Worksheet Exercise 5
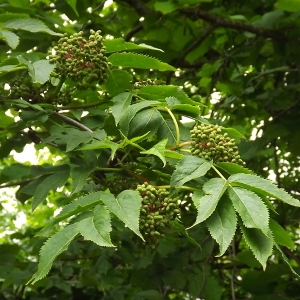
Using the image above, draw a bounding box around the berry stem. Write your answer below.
[155,185,197,191]
[168,141,192,150]
[165,107,180,146]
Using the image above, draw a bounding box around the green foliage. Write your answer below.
[1,0,300,299]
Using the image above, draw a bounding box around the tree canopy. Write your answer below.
[1,0,300,299]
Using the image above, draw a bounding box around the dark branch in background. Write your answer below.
[0,177,38,189]
[118,0,150,15]
[124,23,143,41]
[175,25,216,67]
[180,7,285,40]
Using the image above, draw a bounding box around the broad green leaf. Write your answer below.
[228,186,269,235]
[6,99,44,111]
[32,171,69,211]
[110,92,133,125]
[66,0,78,15]
[134,290,163,300]
[2,18,62,35]
[141,139,168,166]
[154,1,178,14]
[70,164,94,194]
[29,223,79,284]
[164,149,184,160]
[128,108,163,139]
[138,85,199,105]
[216,162,253,175]
[101,190,144,241]
[229,173,300,207]
[105,69,133,96]
[170,156,212,189]
[77,205,114,247]
[171,220,201,248]
[77,140,118,159]
[241,225,273,270]
[169,104,201,117]
[30,60,55,84]
[222,127,245,140]
[119,101,160,135]
[66,129,93,152]
[276,0,300,12]
[269,219,295,250]
[54,192,111,225]
[104,38,164,53]
[190,178,227,227]
[0,13,29,23]
[206,196,237,256]
[108,52,176,71]
[0,30,19,49]
[158,118,190,146]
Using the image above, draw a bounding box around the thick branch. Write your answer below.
[180,8,285,40]
[124,23,143,41]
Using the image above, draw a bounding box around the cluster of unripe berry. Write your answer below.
[48,30,110,89]
[190,123,243,164]
[137,182,180,243]
[8,75,41,103]
[96,174,138,196]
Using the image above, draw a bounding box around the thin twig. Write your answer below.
[52,112,93,133]
[0,177,38,189]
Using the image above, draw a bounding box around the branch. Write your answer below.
[52,112,93,133]
[175,25,216,67]
[180,8,285,40]
[124,23,144,42]
[117,0,150,15]
[0,177,38,189]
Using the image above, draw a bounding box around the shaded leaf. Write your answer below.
[119,101,160,136]
[269,219,295,250]
[241,225,273,270]
[216,162,253,175]
[70,164,94,194]
[105,69,133,96]
[32,171,69,211]
[228,186,269,235]
[128,108,163,139]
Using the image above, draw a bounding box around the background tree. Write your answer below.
[1,0,300,299]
